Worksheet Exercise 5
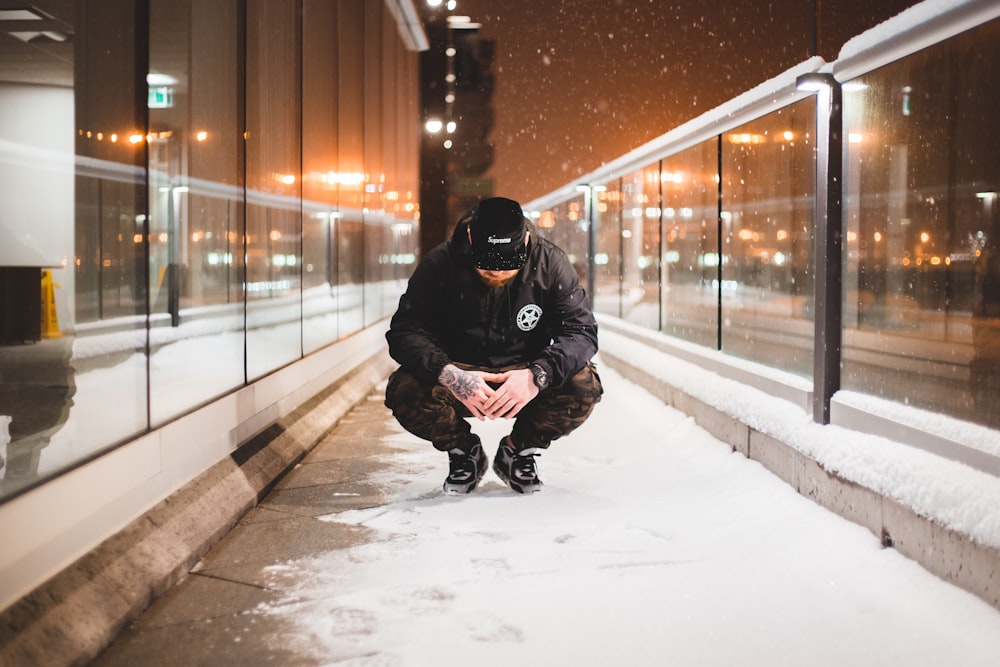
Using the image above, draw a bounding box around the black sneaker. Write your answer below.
[443,439,487,494]
[492,439,543,494]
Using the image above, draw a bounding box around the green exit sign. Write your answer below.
[148,86,174,109]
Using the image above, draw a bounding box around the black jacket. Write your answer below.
[386,220,598,388]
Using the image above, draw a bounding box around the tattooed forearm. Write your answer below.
[439,365,478,400]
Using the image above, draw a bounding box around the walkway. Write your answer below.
[90,365,1000,666]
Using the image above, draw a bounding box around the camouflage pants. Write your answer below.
[384,361,603,451]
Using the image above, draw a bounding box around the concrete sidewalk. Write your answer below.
[90,387,400,666]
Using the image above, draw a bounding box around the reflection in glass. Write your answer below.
[521,15,1000,440]
[63,3,148,460]
[0,1,148,495]
[534,196,589,288]
[619,166,662,330]
[662,141,721,348]
[593,180,621,317]
[362,1,383,329]
[338,0,367,339]
[843,19,1000,429]
[721,101,816,376]
[0,0,422,501]
[245,0,303,380]
[148,0,244,424]
[303,0,342,353]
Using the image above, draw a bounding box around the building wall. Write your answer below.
[0,0,425,613]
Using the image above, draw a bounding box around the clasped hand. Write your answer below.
[438,364,539,420]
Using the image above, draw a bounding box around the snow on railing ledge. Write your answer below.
[834,0,1000,82]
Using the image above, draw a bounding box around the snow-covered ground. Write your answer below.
[254,363,1000,666]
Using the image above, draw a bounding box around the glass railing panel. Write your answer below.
[593,179,621,317]
[525,193,590,296]
[720,100,816,377]
[842,17,1000,429]
[661,139,721,348]
[619,166,662,330]
[532,196,590,287]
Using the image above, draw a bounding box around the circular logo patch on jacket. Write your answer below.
[516,304,543,331]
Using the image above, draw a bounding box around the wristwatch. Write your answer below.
[530,363,549,390]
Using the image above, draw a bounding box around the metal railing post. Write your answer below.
[797,72,844,424]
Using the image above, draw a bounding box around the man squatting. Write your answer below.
[384,196,603,494]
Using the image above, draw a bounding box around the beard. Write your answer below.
[477,273,517,288]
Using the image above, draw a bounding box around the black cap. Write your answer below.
[468,197,528,271]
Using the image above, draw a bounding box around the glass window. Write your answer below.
[0,0,422,502]
[721,101,816,376]
[842,19,1000,429]
[302,0,342,353]
[362,1,383,328]
[381,19,413,298]
[148,0,244,424]
[0,1,148,495]
[389,37,420,301]
[62,3,150,455]
[337,0,367,339]
[245,0,303,380]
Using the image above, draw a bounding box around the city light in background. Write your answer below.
[454,0,921,203]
